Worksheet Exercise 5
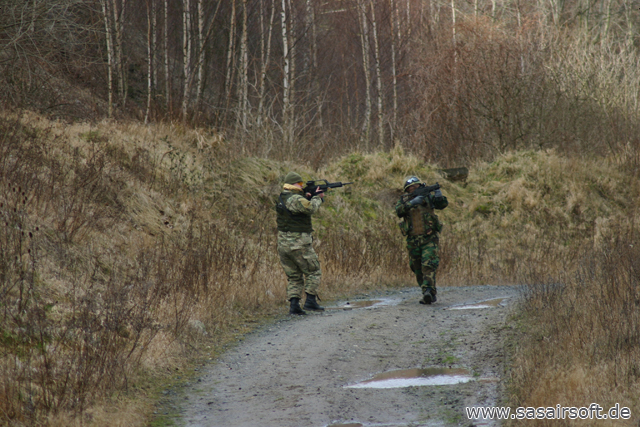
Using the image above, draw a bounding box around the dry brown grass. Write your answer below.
[1,113,639,426]
[506,229,640,426]
[0,113,415,426]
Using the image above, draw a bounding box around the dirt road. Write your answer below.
[175,285,521,427]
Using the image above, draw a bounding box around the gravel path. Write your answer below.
[175,285,522,427]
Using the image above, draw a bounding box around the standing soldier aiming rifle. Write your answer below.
[395,176,448,304]
[275,172,326,315]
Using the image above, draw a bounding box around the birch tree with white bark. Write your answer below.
[370,0,385,147]
[238,0,249,131]
[357,0,373,146]
[281,0,293,146]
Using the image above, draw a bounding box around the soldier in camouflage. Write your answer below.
[395,176,449,304]
[276,171,325,315]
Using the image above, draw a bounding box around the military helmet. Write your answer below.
[403,176,421,191]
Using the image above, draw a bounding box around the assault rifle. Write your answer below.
[303,180,353,200]
[408,182,441,200]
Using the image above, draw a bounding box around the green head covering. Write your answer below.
[284,172,303,185]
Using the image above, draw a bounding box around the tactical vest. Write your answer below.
[276,192,313,233]
[405,203,440,237]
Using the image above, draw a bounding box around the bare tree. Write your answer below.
[306,0,323,128]
[113,0,128,107]
[238,0,249,131]
[390,0,400,134]
[186,0,223,119]
[257,0,276,126]
[99,0,130,114]
[195,0,205,113]
[451,0,457,66]
[370,0,384,147]
[281,0,292,145]
[404,0,412,37]
[224,0,238,121]
[164,0,172,114]
[152,0,158,98]
[357,0,372,146]
[145,0,156,124]
[286,0,297,130]
[181,0,193,119]
[100,0,116,117]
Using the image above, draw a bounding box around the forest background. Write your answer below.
[1,0,640,425]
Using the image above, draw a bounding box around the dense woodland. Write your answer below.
[2,0,640,165]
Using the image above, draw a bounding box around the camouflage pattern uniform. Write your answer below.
[276,184,323,301]
[395,180,448,302]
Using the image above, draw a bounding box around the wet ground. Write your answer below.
[173,285,522,427]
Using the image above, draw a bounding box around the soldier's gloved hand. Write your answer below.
[434,189,443,200]
[409,195,425,206]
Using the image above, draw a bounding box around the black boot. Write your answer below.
[289,298,306,315]
[303,293,324,311]
[420,292,433,305]
[420,288,437,305]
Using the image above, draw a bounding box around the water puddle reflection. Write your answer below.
[447,297,508,310]
[328,299,394,310]
[345,368,473,389]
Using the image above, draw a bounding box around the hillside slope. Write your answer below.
[1,113,639,426]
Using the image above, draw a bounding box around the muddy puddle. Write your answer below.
[345,367,474,389]
[446,297,509,310]
[328,298,395,310]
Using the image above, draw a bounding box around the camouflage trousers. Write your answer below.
[406,234,439,296]
[277,231,321,300]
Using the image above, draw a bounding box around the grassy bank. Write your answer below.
[506,239,640,426]
[1,113,639,426]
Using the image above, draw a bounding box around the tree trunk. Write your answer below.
[370,0,384,148]
[145,0,155,124]
[390,0,399,138]
[195,0,205,114]
[405,0,411,38]
[152,0,158,99]
[281,0,292,146]
[224,0,237,124]
[181,0,192,120]
[164,0,171,115]
[100,0,115,118]
[238,0,249,131]
[307,0,323,128]
[357,0,372,147]
[113,0,127,107]
[188,0,223,119]
[257,0,276,126]
[430,0,438,25]
[286,0,296,124]
[516,0,524,74]
[451,0,457,65]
